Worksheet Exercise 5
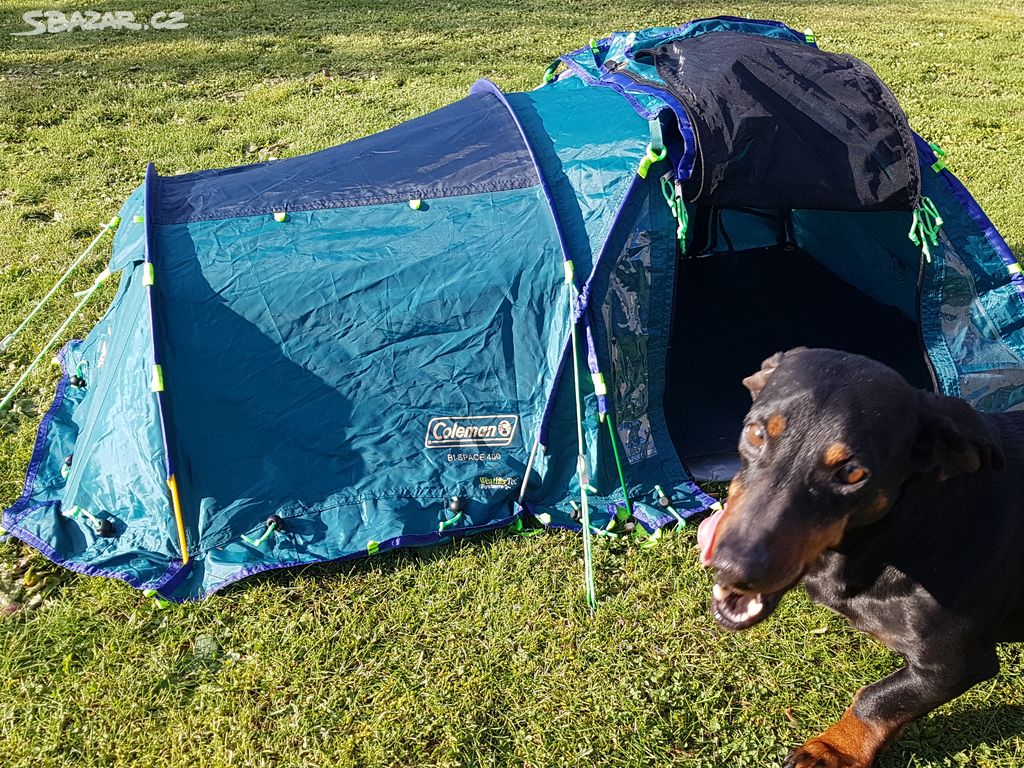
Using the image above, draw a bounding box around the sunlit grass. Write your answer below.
[1,2,1022,766]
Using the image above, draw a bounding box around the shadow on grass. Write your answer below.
[878,704,1024,766]
[219,523,523,595]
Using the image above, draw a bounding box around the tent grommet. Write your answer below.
[95,517,116,538]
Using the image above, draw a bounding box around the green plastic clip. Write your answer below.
[563,260,575,285]
[637,143,668,179]
[1008,263,1022,276]
[908,196,944,263]
[143,589,171,610]
[367,540,380,555]
[591,372,608,397]
[804,28,816,44]
[408,198,423,210]
[542,59,561,85]
[241,519,278,548]
[589,37,600,56]
[510,518,544,537]
[438,509,463,533]
[929,142,947,173]
[142,263,155,287]
[150,365,165,393]
[133,214,144,224]
[638,526,663,549]
[655,484,685,527]
[606,503,629,532]
[660,176,689,249]
[273,211,287,223]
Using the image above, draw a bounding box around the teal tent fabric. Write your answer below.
[4,18,1020,601]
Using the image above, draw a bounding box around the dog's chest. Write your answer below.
[804,554,925,656]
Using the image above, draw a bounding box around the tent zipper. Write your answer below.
[915,251,941,394]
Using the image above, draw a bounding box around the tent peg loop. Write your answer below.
[654,484,685,527]
[439,496,465,532]
[61,504,115,537]
[241,515,281,549]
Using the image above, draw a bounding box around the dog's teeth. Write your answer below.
[713,584,725,601]
[745,596,764,618]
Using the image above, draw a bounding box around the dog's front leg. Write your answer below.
[782,646,999,768]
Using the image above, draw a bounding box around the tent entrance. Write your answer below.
[663,223,933,480]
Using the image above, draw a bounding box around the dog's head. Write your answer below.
[697,347,1004,631]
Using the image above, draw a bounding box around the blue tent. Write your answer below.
[4,17,1021,602]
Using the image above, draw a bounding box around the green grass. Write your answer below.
[2,2,1023,766]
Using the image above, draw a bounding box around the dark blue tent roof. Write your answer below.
[154,91,539,224]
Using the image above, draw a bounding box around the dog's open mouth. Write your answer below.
[711,583,785,630]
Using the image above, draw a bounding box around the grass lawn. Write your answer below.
[2,1,1023,766]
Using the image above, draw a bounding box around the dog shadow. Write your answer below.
[878,705,1024,765]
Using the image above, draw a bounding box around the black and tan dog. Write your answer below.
[697,347,1024,767]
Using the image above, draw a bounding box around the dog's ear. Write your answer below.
[742,349,805,401]
[911,392,1005,480]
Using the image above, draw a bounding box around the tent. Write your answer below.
[3,17,1021,602]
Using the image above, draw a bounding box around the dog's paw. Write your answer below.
[782,738,867,768]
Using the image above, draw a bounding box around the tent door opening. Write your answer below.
[662,206,935,481]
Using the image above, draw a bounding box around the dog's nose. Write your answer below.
[714,540,774,592]
[715,564,762,594]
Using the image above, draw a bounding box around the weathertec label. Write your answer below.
[478,476,520,491]
[425,415,519,449]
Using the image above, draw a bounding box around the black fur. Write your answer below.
[706,348,1024,767]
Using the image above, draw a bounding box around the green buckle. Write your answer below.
[929,142,947,173]
[542,59,561,85]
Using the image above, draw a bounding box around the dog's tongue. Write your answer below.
[697,505,726,566]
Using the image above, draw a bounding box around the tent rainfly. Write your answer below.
[3,17,1021,603]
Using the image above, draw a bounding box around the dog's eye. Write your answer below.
[836,463,868,485]
[744,423,766,449]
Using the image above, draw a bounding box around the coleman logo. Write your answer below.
[425,415,519,448]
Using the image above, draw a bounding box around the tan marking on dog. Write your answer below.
[788,518,847,577]
[786,690,907,768]
[871,492,892,516]
[823,442,852,467]
[714,482,743,543]
[767,413,787,438]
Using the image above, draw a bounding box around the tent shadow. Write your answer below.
[156,224,367,551]
[223,524,513,594]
